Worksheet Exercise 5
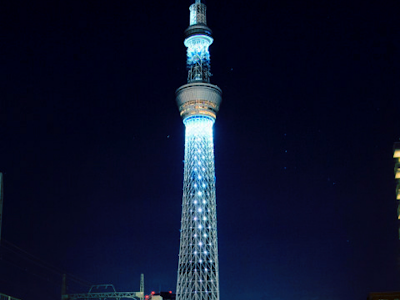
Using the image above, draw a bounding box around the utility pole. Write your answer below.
[140,273,144,300]
[61,274,67,300]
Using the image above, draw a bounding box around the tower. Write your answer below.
[175,1,222,300]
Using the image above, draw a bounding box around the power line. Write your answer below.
[0,239,93,287]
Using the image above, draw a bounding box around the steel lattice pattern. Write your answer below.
[186,38,211,83]
[177,116,219,300]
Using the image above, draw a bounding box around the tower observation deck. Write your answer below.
[175,1,222,300]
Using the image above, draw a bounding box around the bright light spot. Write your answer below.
[198,191,202,196]
[184,117,214,136]
[198,208,202,212]
[203,216,207,220]
[198,241,203,246]
[198,225,202,229]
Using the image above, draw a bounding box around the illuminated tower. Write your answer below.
[175,1,222,300]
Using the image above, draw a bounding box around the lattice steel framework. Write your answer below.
[0,293,21,300]
[177,117,219,300]
[63,284,142,300]
[176,2,222,300]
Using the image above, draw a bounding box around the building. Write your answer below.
[366,146,400,300]
[393,142,400,238]
[175,1,222,300]
[368,291,400,300]
[146,291,175,300]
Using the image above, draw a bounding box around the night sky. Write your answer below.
[1,0,400,299]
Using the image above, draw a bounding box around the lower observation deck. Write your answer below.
[176,82,222,121]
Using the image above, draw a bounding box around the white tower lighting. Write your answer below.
[175,1,222,300]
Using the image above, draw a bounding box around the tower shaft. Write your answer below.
[176,117,219,300]
[176,2,222,300]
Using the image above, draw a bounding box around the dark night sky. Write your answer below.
[1,0,400,299]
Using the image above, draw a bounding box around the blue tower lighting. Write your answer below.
[175,1,222,300]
